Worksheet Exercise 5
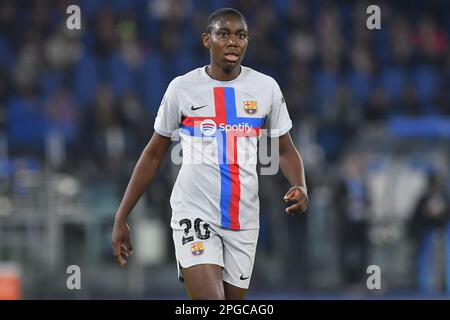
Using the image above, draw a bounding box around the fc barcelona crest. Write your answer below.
[191,242,204,256]
[243,101,258,115]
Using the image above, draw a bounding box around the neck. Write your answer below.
[206,62,241,81]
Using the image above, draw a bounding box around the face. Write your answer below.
[202,15,249,71]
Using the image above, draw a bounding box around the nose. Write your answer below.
[227,35,239,46]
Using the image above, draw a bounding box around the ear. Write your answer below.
[202,32,210,49]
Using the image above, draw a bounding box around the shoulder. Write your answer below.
[168,67,205,90]
[241,66,279,88]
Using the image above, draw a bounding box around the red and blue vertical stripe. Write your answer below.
[180,87,264,230]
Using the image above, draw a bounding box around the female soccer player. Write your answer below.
[112,8,308,300]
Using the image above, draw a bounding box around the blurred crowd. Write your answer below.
[0,0,449,163]
[0,0,450,297]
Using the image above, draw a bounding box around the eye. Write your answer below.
[218,32,228,38]
[237,33,247,40]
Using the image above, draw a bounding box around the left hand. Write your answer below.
[112,221,134,267]
[283,186,309,215]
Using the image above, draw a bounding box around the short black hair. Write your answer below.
[206,8,248,33]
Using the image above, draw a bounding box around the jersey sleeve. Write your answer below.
[154,79,181,137]
[265,80,293,137]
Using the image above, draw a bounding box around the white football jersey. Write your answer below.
[154,66,292,230]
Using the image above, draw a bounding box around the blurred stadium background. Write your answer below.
[0,0,449,299]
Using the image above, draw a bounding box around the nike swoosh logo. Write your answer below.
[191,105,207,111]
[240,275,250,280]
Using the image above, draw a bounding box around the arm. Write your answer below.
[278,132,309,215]
[112,132,172,267]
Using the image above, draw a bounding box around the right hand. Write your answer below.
[112,221,134,267]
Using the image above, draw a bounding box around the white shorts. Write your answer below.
[172,220,259,289]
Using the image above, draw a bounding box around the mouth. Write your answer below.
[224,52,240,62]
